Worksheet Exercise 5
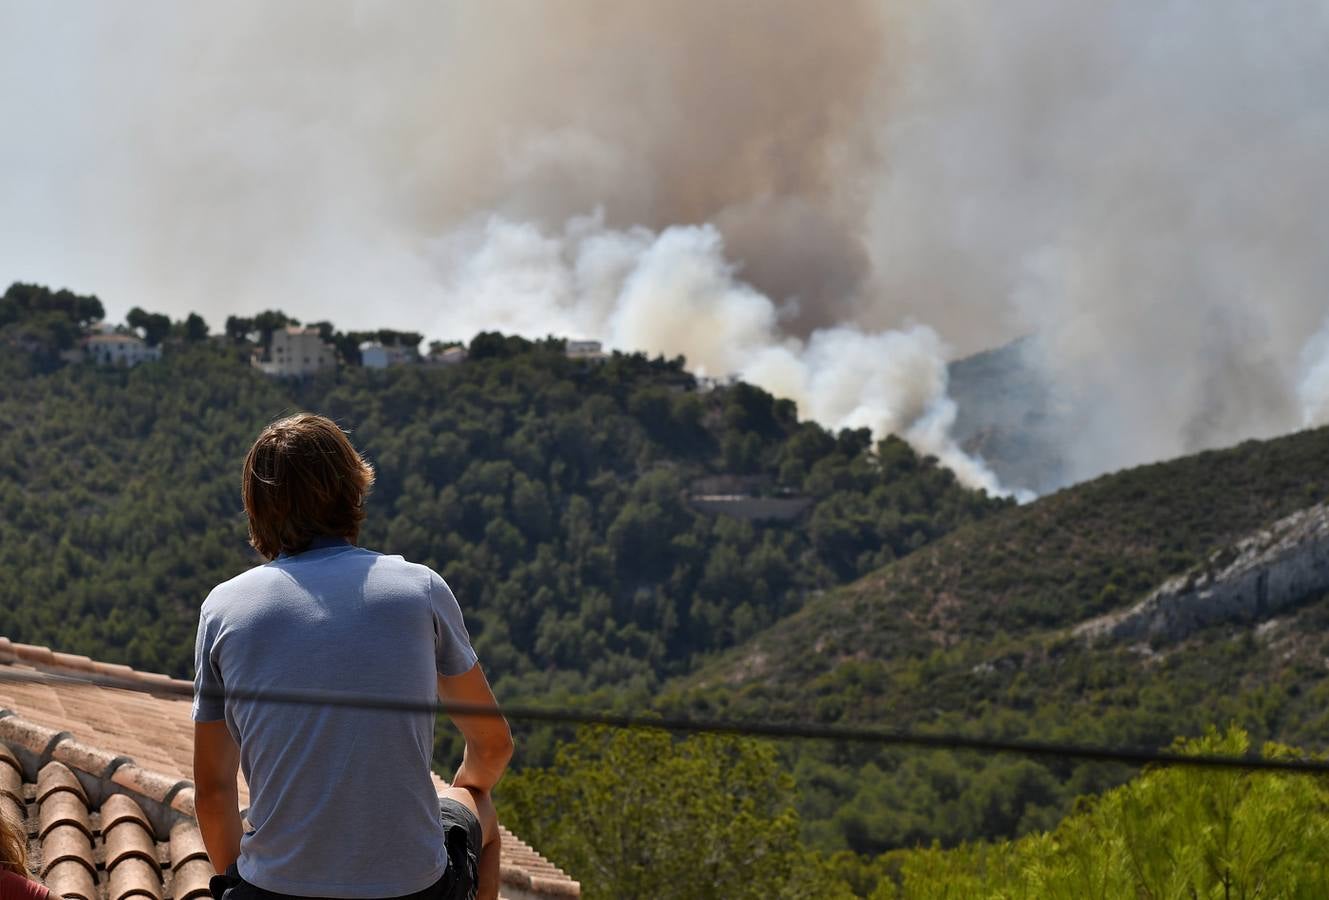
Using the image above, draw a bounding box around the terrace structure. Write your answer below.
[0,637,579,900]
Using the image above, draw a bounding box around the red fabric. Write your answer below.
[0,870,50,900]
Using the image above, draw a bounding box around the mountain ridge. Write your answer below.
[664,424,1329,852]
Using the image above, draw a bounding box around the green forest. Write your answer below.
[501,726,1329,898]
[666,421,1329,858]
[0,284,1000,691]
[8,282,1329,896]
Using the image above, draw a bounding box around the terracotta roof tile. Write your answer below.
[171,856,217,900]
[170,785,197,817]
[0,715,66,758]
[108,855,164,900]
[38,790,91,839]
[168,821,210,868]
[104,807,161,873]
[39,823,96,877]
[110,763,187,805]
[50,652,96,673]
[2,640,56,667]
[103,791,154,835]
[0,743,21,806]
[2,637,581,898]
[51,737,125,776]
[37,760,87,805]
[44,858,98,900]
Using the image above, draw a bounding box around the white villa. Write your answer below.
[255,326,336,377]
[82,333,162,368]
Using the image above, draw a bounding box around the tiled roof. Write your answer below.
[0,638,579,899]
[84,334,145,345]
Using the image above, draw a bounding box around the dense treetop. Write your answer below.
[665,422,1329,854]
[13,280,1329,884]
[0,282,105,370]
[0,315,1001,699]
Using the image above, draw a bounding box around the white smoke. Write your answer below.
[1299,318,1329,428]
[2,0,1328,495]
[431,213,1013,495]
[867,0,1329,484]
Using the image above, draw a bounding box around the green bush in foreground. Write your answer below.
[880,728,1329,899]
[506,727,1329,898]
[499,726,852,900]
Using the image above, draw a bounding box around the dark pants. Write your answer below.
[210,799,482,900]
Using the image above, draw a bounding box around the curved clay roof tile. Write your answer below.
[36,760,87,805]
[170,857,217,900]
[102,791,154,835]
[38,790,92,840]
[39,822,96,877]
[108,855,164,900]
[0,744,21,807]
[44,858,98,900]
[104,817,161,875]
[168,821,210,869]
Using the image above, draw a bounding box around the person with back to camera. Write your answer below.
[192,414,512,900]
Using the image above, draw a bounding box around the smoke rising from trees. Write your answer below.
[2,0,1326,492]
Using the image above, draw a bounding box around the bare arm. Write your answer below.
[438,663,513,793]
[193,721,243,873]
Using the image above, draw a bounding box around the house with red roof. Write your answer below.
[0,637,578,900]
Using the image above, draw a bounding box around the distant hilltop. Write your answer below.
[1,281,624,378]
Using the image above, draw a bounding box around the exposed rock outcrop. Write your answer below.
[1074,501,1329,645]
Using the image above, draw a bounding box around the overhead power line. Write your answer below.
[1,665,1326,775]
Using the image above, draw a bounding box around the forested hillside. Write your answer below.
[858,729,1329,898]
[16,280,1329,885]
[0,317,1001,701]
[669,424,1329,854]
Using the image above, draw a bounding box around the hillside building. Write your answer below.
[696,373,740,392]
[565,340,606,362]
[426,345,468,366]
[359,341,417,369]
[82,333,162,368]
[255,326,335,377]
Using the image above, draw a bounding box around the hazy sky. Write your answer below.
[4,1,1328,492]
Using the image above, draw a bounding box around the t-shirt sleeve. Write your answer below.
[429,572,479,677]
[0,870,53,900]
[192,606,227,722]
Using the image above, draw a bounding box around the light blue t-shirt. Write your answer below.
[192,539,478,898]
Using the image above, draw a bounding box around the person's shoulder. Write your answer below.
[370,551,439,580]
[363,550,446,591]
[0,870,52,900]
[201,560,284,613]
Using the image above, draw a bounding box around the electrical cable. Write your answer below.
[1,664,1325,775]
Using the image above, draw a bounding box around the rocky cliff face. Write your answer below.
[1074,501,1329,645]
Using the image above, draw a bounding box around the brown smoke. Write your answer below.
[388,2,885,329]
[72,1,884,331]
[6,0,1329,495]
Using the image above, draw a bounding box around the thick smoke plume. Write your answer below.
[433,212,1003,493]
[2,1,1327,494]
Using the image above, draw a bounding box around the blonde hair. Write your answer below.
[0,805,28,875]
